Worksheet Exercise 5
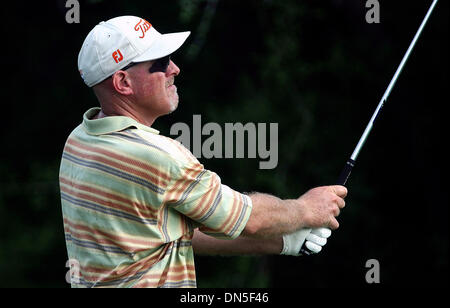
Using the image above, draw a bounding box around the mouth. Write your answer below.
[166,78,174,88]
[166,78,177,96]
[167,84,177,93]
[167,82,177,97]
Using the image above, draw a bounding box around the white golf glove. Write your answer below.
[280,227,332,256]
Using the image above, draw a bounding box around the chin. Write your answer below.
[168,97,179,113]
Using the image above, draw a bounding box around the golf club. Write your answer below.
[299,0,439,256]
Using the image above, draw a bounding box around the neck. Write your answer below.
[94,84,158,126]
[98,103,157,127]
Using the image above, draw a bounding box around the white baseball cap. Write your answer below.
[78,16,190,87]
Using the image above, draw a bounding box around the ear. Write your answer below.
[111,71,134,95]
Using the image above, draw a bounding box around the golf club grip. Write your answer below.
[299,159,355,255]
[336,158,355,186]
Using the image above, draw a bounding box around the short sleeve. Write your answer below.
[164,160,252,239]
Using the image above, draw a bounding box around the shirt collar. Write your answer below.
[82,107,160,136]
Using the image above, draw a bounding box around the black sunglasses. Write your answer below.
[122,55,171,73]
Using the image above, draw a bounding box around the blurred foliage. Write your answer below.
[0,0,448,288]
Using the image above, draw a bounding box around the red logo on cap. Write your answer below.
[134,19,152,38]
[112,49,124,63]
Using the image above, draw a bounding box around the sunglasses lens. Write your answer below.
[149,56,170,73]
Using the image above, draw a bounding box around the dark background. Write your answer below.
[0,0,447,287]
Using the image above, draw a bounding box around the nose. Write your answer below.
[166,60,180,77]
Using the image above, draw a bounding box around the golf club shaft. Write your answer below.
[337,0,438,185]
[300,0,439,255]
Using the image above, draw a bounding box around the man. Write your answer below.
[60,16,347,288]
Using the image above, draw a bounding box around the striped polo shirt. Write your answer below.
[59,107,252,288]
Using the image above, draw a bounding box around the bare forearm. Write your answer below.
[192,229,282,256]
[192,186,348,255]
[242,193,304,238]
[243,186,348,238]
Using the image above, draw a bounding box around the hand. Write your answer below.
[295,185,347,230]
[281,227,332,256]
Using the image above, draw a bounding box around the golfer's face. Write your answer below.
[131,59,180,115]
